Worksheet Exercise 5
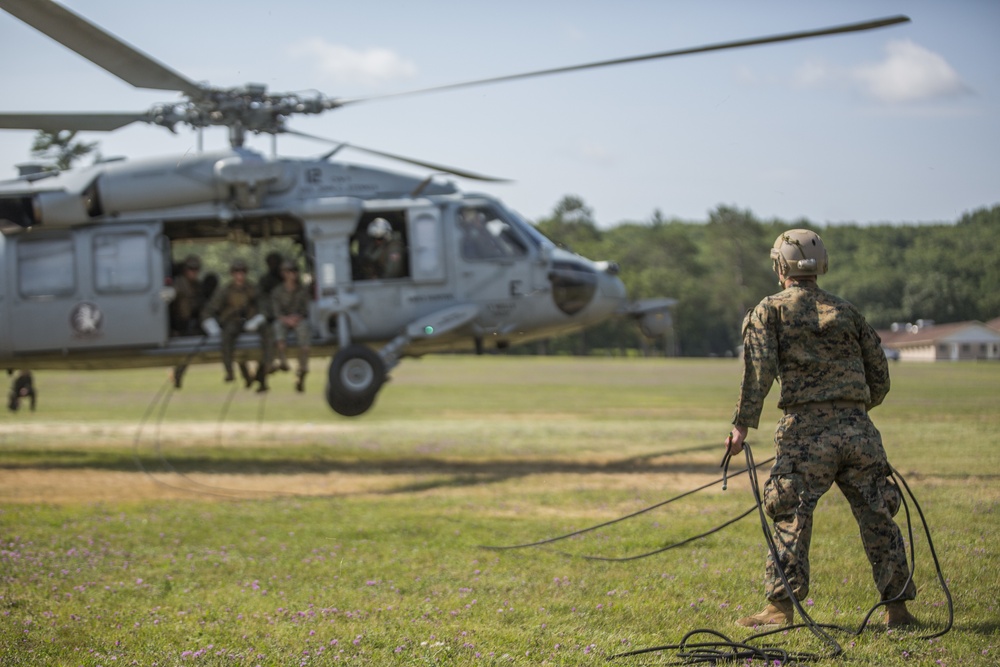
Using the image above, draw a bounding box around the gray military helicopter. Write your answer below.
[0,0,908,416]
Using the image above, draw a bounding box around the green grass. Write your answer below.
[1,357,998,665]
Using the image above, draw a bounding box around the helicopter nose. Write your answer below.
[548,258,627,319]
[593,264,629,314]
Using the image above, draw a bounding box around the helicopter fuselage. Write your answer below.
[0,150,630,412]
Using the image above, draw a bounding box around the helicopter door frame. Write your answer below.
[7,221,169,354]
[349,201,446,286]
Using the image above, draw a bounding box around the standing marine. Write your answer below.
[725,229,917,628]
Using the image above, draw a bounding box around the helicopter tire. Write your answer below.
[325,389,376,417]
[326,344,385,416]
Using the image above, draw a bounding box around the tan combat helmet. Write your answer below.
[770,229,828,280]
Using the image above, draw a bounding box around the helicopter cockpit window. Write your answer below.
[94,232,150,293]
[17,237,76,298]
[457,206,527,261]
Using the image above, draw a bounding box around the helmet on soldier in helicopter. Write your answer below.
[770,229,828,279]
[367,217,392,240]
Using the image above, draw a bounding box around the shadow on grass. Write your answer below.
[0,442,738,497]
[0,443,725,474]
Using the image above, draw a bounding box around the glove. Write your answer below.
[201,318,221,338]
[243,313,266,332]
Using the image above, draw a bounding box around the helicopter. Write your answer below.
[0,0,909,416]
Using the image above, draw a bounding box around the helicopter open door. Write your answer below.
[4,222,169,357]
[341,202,448,340]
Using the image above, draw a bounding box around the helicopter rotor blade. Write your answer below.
[330,15,909,108]
[0,0,203,96]
[283,129,511,182]
[0,112,151,132]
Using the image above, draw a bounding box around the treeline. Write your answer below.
[528,198,1000,357]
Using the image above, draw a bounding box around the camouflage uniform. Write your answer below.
[733,280,915,604]
[255,255,285,388]
[271,280,311,376]
[203,280,258,383]
[170,272,204,335]
[363,234,405,279]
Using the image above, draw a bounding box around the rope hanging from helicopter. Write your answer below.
[130,335,293,499]
[480,442,953,664]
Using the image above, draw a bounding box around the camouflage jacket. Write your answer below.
[257,271,283,319]
[363,235,405,279]
[732,281,889,429]
[271,283,310,320]
[204,281,258,325]
[170,273,203,326]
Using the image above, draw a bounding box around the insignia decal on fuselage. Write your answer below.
[70,302,104,338]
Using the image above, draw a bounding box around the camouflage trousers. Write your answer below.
[761,404,916,603]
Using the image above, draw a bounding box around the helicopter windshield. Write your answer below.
[456,205,528,261]
[499,205,554,251]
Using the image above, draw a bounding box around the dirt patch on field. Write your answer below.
[0,460,743,505]
[0,468,738,505]
[0,420,745,505]
[0,420,359,445]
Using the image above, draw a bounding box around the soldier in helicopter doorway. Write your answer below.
[271,260,311,393]
[202,259,265,389]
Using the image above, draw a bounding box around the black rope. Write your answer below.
[478,456,774,552]
[891,467,955,640]
[741,443,845,659]
[578,506,757,562]
[131,338,285,499]
[606,443,954,664]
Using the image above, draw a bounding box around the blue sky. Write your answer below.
[1,0,997,226]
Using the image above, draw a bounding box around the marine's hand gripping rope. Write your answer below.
[721,435,735,490]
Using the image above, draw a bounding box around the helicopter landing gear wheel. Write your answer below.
[325,344,386,417]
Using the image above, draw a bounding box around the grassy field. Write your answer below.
[1,357,998,665]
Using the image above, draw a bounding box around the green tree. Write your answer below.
[821,224,913,327]
[700,206,776,354]
[30,130,99,171]
[527,200,1000,358]
[534,195,603,256]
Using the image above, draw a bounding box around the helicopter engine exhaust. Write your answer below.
[0,195,36,228]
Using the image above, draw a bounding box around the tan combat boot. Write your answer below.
[736,598,794,627]
[885,601,918,628]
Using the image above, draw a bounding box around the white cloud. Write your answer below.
[288,38,417,87]
[855,40,971,103]
[793,39,971,104]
